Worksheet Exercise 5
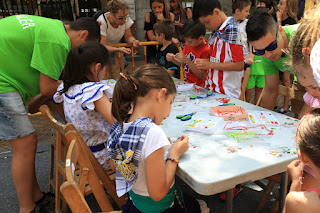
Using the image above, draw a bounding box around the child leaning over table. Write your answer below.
[166,20,210,87]
[53,42,115,171]
[192,0,245,99]
[107,64,209,213]
[153,19,180,78]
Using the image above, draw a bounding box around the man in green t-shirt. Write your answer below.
[246,12,298,110]
[0,15,100,213]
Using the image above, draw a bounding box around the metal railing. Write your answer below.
[110,41,185,80]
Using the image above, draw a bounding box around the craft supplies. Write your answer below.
[283,117,299,127]
[267,147,297,157]
[176,112,197,121]
[216,97,230,103]
[247,111,279,125]
[184,117,224,134]
[226,146,240,153]
[225,132,256,142]
[211,106,248,121]
[176,83,195,91]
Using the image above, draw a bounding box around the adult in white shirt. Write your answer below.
[97,0,140,79]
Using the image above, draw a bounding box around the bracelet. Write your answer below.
[166,157,179,164]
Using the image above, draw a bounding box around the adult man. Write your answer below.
[246,12,298,110]
[0,15,100,213]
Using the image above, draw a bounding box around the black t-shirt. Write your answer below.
[156,43,179,77]
[281,17,297,26]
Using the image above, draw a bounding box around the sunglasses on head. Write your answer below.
[114,14,129,20]
[252,33,278,56]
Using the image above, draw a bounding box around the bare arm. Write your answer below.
[186,8,192,19]
[101,35,131,54]
[145,13,156,41]
[174,53,206,79]
[124,28,140,50]
[94,94,116,125]
[195,59,244,71]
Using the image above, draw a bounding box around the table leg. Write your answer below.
[226,189,233,213]
[279,171,288,212]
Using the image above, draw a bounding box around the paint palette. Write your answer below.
[247,111,279,125]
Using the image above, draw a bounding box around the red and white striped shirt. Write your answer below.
[205,17,244,98]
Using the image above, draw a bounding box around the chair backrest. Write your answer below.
[64,125,127,208]
[63,136,114,212]
[240,67,251,101]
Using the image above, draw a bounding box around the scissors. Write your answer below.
[176,112,197,121]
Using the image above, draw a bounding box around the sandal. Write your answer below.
[35,192,55,212]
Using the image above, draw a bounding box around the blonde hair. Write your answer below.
[169,0,185,15]
[289,4,320,73]
[107,0,129,13]
[286,0,298,20]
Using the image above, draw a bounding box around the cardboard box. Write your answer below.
[210,106,248,121]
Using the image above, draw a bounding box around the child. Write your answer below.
[53,41,115,171]
[289,3,320,119]
[166,21,210,86]
[245,7,268,104]
[144,0,175,63]
[232,0,252,61]
[283,109,320,213]
[192,0,245,98]
[107,64,209,212]
[153,19,180,78]
[169,0,192,43]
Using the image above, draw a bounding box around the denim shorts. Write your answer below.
[0,91,35,140]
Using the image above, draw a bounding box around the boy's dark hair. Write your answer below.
[246,12,277,42]
[252,6,269,15]
[69,17,101,42]
[232,0,252,14]
[112,64,176,123]
[61,41,111,94]
[259,0,274,10]
[182,20,206,39]
[192,0,221,22]
[153,19,175,41]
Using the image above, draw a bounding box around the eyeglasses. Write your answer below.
[252,34,278,56]
[114,14,129,20]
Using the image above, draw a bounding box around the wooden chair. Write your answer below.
[239,67,251,101]
[64,125,126,208]
[40,104,70,213]
[40,104,126,211]
[61,139,122,213]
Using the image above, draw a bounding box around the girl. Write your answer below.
[289,4,320,119]
[53,41,115,171]
[277,0,298,26]
[283,109,320,213]
[107,64,208,212]
[97,0,140,80]
[144,0,175,63]
[169,0,192,43]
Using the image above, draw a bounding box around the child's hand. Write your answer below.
[119,47,132,55]
[172,38,180,46]
[175,53,188,64]
[195,58,210,69]
[174,21,183,28]
[245,57,253,65]
[287,160,302,181]
[277,9,283,23]
[155,13,164,20]
[166,53,175,62]
[170,135,189,158]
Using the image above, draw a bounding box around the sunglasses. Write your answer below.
[252,33,278,56]
[114,14,129,20]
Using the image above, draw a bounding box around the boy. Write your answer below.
[166,21,210,87]
[232,0,252,61]
[246,12,298,110]
[192,0,245,98]
[153,19,180,78]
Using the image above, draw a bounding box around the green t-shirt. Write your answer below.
[250,55,264,75]
[262,24,299,76]
[0,15,71,103]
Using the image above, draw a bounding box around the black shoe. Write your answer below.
[35,192,55,212]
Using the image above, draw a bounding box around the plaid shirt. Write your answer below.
[209,16,242,46]
[107,117,155,197]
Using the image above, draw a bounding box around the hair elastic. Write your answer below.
[119,72,137,90]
